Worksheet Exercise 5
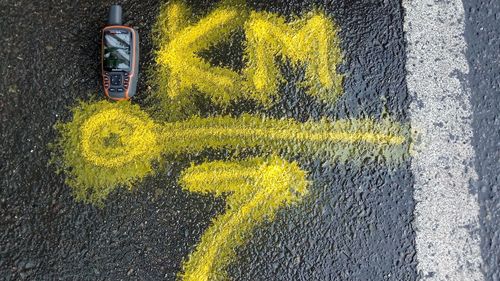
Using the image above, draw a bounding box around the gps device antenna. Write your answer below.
[108,5,123,25]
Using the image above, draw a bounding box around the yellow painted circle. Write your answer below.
[80,108,158,168]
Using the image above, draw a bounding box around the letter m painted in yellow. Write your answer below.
[244,11,343,105]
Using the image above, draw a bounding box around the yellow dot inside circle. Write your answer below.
[80,108,158,168]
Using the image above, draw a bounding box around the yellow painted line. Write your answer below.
[159,115,408,160]
[169,128,404,145]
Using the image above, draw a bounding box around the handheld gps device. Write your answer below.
[101,5,139,100]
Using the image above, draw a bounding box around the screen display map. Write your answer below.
[103,30,131,71]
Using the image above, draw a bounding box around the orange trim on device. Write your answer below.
[101,26,136,101]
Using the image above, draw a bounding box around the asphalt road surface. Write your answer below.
[1,0,498,280]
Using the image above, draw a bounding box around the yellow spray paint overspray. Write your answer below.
[178,157,309,281]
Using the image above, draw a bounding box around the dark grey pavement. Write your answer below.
[464,0,500,279]
[0,0,498,280]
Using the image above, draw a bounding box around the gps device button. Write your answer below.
[117,88,124,92]
[111,75,122,86]
[109,88,116,92]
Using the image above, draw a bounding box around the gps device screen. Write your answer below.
[103,30,131,71]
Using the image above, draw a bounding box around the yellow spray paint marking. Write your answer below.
[80,108,158,168]
[52,2,407,279]
[155,1,246,105]
[153,2,343,109]
[54,101,408,205]
[168,127,403,145]
[244,11,343,104]
[178,157,309,281]
[53,101,162,205]
[160,115,407,163]
[53,102,408,277]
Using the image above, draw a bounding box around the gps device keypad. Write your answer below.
[102,70,128,97]
[111,74,122,86]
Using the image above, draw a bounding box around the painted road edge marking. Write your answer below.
[403,0,484,280]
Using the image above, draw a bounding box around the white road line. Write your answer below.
[403,0,484,280]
